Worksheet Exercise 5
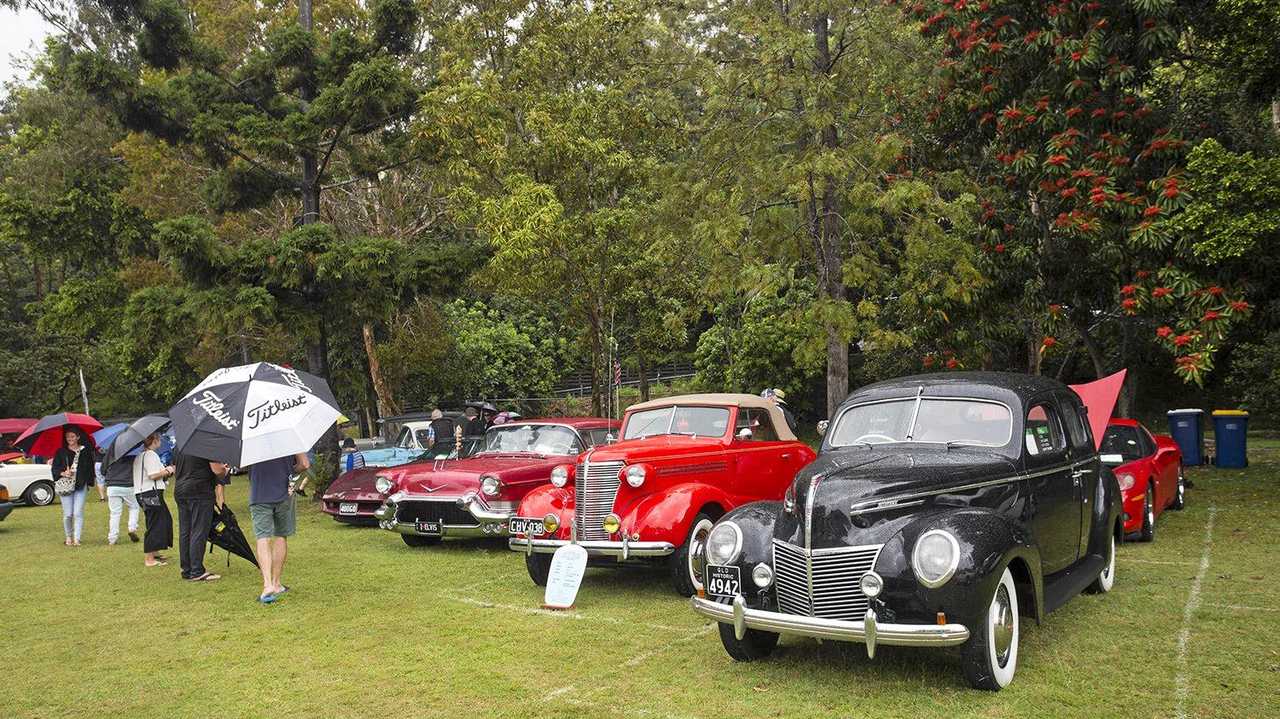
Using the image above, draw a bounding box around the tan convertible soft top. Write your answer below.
[624,393,797,441]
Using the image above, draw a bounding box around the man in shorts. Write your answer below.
[248,452,309,603]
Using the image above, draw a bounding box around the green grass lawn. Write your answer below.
[3,453,1277,719]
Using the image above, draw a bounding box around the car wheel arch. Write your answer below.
[1004,554,1042,624]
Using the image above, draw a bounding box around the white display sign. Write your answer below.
[543,544,588,610]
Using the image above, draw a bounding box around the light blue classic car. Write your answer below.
[358,419,433,468]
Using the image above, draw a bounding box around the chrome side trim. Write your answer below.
[849,459,1096,513]
[691,595,969,648]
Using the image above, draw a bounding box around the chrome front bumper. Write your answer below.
[690,594,970,658]
[508,535,676,560]
[375,495,514,538]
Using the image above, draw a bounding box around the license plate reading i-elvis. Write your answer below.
[415,520,442,535]
[508,517,545,536]
[705,564,741,598]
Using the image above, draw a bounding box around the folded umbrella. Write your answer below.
[208,504,258,567]
[101,414,172,468]
[169,362,341,466]
[14,413,102,457]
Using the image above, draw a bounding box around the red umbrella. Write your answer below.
[14,413,103,458]
[0,418,37,435]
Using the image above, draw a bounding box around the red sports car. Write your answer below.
[372,418,619,546]
[1099,418,1185,541]
[510,393,817,595]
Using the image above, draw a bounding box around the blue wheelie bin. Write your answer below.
[1166,409,1205,465]
[1211,410,1249,468]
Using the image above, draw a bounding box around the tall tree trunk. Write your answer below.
[637,352,650,402]
[33,260,44,301]
[812,12,848,417]
[1072,316,1107,379]
[1026,330,1043,375]
[362,322,399,417]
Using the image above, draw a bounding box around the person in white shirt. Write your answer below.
[132,434,175,567]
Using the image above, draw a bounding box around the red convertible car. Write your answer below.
[371,418,619,546]
[509,394,817,595]
[1100,418,1185,541]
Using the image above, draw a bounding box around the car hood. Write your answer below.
[582,435,728,464]
[396,453,569,496]
[775,446,1019,549]
[322,467,386,502]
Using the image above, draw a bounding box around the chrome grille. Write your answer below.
[773,540,882,621]
[575,459,624,540]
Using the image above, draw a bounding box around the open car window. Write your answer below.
[481,425,582,456]
[622,406,730,440]
[735,408,779,441]
[829,398,1012,447]
[1025,403,1066,457]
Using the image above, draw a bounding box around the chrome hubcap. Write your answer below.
[33,486,51,504]
[689,524,711,585]
[993,584,1014,667]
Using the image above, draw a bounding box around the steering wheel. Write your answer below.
[852,433,896,444]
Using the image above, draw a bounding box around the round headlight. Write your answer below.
[705,522,743,566]
[550,465,570,488]
[1117,472,1135,491]
[752,563,773,588]
[374,476,393,494]
[912,529,960,588]
[542,513,560,533]
[624,465,647,488]
[480,475,501,497]
[860,571,883,598]
[602,513,621,534]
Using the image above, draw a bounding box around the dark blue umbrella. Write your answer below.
[93,423,131,453]
[101,414,172,468]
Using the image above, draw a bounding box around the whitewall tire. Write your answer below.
[961,566,1020,690]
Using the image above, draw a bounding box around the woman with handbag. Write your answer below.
[51,428,96,546]
[132,433,175,567]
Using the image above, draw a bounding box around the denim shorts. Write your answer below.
[249,496,296,539]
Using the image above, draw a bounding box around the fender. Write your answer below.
[513,485,574,540]
[1089,465,1124,556]
[616,481,736,546]
[875,508,1044,628]
[709,501,784,609]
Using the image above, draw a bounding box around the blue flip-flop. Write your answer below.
[258,593,277,604]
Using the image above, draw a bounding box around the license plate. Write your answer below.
[338,502,358,515]
[508,516,545,536]
[415,520,442,535]
[705,564,741,598]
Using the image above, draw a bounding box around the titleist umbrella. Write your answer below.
[101,414,172,468]
[169,362,340,466]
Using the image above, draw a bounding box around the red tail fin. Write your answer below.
[1069,370,1127,451]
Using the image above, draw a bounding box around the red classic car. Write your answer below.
[509,394,817,595]
[372,418,619,546]
[1100,418,1185,541]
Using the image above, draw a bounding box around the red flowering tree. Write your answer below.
[897,0,1248,385]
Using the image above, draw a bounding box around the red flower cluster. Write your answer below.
[1152,286,1172,298]
[1120,284,1137,296]
[1206,286,1224,296]
[1046,154,1068,166]
[945,358,959,369]
[1143,205,1161,218]
[1230,300,1250,312]
[1156,326,1174,339]
[1042,336,1057,348]
[1202,310,1220,322]
[1121,298,1138,313]
[1173,334,1192,346]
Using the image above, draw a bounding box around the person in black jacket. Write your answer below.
[173,450,230,582]
[51,428,96,546]
[102,452,140,545]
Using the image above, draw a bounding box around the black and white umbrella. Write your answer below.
[169,362,340,466]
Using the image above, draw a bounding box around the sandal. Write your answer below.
[193,573,221,582]
[145,560,168,567]
[258,593,277,604]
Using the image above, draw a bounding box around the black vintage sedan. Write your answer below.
[690,372,1123,690]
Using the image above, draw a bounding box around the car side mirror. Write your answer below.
[816,420,829,437]
[605,433,616,444]
[736,427,753,441]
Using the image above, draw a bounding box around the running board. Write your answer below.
[1042,554,1106,614]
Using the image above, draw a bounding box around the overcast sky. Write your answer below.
[0,6,54,93]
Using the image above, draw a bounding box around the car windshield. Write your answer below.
[480,425,582,456]
[622,406,730,440]
[1099,426,1144,463]
[829,397,1012,447]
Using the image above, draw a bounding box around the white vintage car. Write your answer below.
[0,458,56,506]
